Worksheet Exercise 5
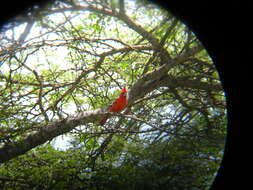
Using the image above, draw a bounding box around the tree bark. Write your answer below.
[0,109,104,163]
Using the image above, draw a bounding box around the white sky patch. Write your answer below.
[52,135,72,150]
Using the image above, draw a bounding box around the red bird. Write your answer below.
[100,87,128,125]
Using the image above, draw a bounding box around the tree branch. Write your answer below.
[128,44,204,104]
[0,108,104,163]
[119,0,125,15]
[161,75,223,92]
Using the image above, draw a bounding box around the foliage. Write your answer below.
[0,0,226,189]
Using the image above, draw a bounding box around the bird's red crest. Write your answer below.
[122,87,127,93]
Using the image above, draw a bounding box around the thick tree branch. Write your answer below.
[128,44,204,104]
[17,20,34,43]
[119,0,125,15]
[161,75,223,92]
[0,109,104,163]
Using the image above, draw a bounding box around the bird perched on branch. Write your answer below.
[100,87,128,125]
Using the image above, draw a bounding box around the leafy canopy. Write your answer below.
[0,0,226,189]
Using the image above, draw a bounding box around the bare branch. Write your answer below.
[128,44,204,104]
[0,108,105,163]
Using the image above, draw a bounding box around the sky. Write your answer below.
[0,13,78,150]
[52,135,72,150]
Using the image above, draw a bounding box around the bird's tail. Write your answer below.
[100,114,110,125]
